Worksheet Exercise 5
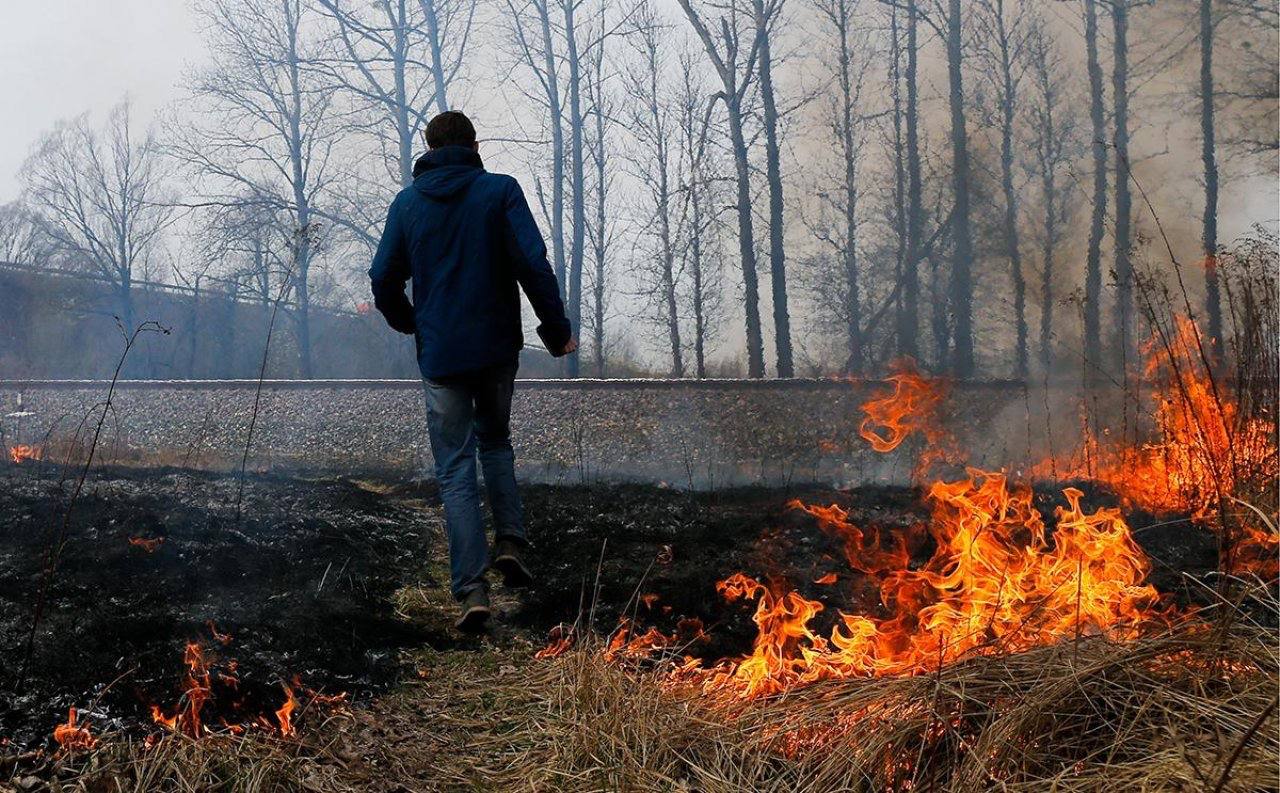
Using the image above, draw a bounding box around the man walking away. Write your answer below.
[368,111,577,632]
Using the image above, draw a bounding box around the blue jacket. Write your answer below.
[368,146,571,378]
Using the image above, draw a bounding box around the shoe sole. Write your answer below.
[455,604,491,633]
[492,554,534,588]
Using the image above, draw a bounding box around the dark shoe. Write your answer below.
[491,538,534,588]
[455,588,491,633]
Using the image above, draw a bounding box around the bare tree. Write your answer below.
[1083,0,1107,373]
[944,0,976,377]
[1022,15,1078,376]
[808,0,874,374]
[584,6,618,376]
[889,0,924,362]
[21,99,173,335]
[974,0,1029,379]
[1217,0,1277,158]
[503,0,571,372]
[562,0,590,377]
[314,0,474,188]
[1110,0,1137,371]
[1199,0,1222,358]
[0,201,55,264]
[623,4,685,376]
[752,0,793,376]
[169,0,339,378]
[676,45,725,379]
[677,0,767,377]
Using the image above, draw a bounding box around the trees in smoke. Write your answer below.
[584,6,615,377]
[1022,16,1078,376]
[943,0,975,378]
[314,0,475,190]
[675,46,725,379]
[505,0,568,309]
[562,0,587,377]
[21,100,174,339]
[504,0,601,376]
[0,201,55,265]
[1216,0,1277,157]
[623,5,685,377]
[677,0,767,377]
[1082,0,1107,375]
[170,0,339,379]
[751,0,793,377]
[974,0,1029,379]
[807,0,872,374]
[1110,0,1136,371]
[890,0,924,364]
[1199,0,1221,358]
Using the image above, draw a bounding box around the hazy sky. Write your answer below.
[0,1,207,200]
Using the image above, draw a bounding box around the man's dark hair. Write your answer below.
[425,111,477,149]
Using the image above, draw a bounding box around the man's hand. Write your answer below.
[552,337,579,357]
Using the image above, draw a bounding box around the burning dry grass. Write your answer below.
[7,728,351,792]
[504,610,1278,792]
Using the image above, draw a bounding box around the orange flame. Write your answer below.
[1043,317,1279,579]
[53,707,97,751]
[206,620,233,645]
[694,472,1161,698]
[275,681,298,737]
[129,536,163,553]
[604,618,673,662]
[858,358,946,454]
[560,314,1273,702]
[150,642,213,737]
[9,444,41,464]
[535,625,576,659]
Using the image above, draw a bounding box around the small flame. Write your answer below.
[535,625,576,659]
[53,707,96,751]
[9,444,41,464]
[275,681,298,737]
[206,620,233,645]
[128,536,163,553]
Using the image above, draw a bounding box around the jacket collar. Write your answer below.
[412,146,483,178]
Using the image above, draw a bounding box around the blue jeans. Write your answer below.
[423,362,526,600]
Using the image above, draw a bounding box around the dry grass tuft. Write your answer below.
[499,601,1278,792]
[7,727,351,793]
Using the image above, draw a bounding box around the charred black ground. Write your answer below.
[0,465,442,748]
[0,464,1220,749]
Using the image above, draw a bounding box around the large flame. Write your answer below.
[693,472,1160,698]
[1043,317,1279,578]
[549,315,1275,701]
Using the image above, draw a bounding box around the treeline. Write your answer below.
[0,0,1275,380]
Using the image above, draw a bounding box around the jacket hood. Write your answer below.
[412,146,485,199]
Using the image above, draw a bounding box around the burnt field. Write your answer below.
[0,462,1223,751]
